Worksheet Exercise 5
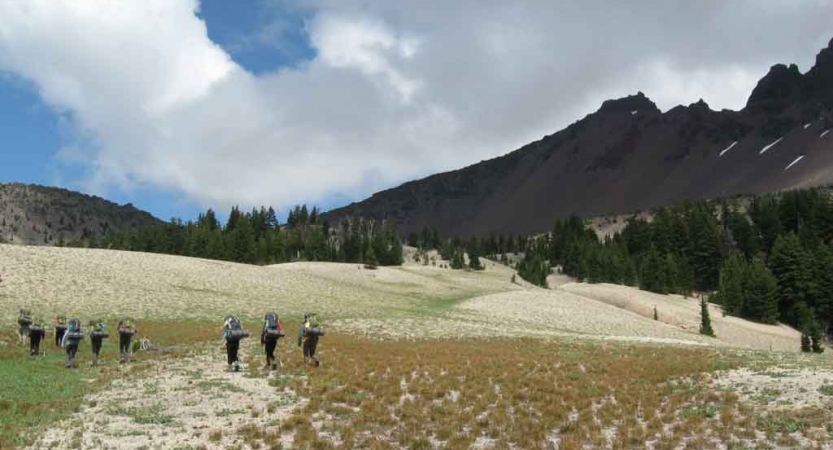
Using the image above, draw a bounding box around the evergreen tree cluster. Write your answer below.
[80,206,403,267]
[514,189,833,341]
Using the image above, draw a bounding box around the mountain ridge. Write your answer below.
[0,183,161,245]
[322,39,833,237]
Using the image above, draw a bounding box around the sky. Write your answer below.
[0,0,831,222]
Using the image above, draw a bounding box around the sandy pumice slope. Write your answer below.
[0,244,801,351]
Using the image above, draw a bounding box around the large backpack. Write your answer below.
[265,313,278,330]
[264,313,284,338]
[226,316,249,341]
[65,319,85,340]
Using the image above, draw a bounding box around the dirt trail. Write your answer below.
[27,340,304,450]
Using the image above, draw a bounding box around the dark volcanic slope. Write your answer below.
[0,183,161,245]
[323,39,833,237]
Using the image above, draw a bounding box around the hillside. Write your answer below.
[323,38,833,237]
[0,183,161,245]
[0,243,801,351]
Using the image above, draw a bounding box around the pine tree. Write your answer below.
[699,296,715,337]
[640,246,666,294]
[450,249,465,270]
[468,244,484,271]
[364,241,378,269]
[716,254,745,316]
[741,261,779,324]
[687,207,722,291]
[769,234,811,325]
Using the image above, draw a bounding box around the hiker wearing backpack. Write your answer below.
[298,312,324,367]
[260,312,284,371]
[89,319,109,367]
[54,314,67,347]
[17,309,32,345]
[61,319,84,369]
[117,318,136,364]
[222,316,249,372]
[28,318,46,356]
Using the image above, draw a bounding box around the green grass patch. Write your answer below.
[0,344,97,448]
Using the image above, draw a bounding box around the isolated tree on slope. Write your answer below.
[699,297,715,337]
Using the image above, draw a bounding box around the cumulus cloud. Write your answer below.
[0,0,831,212]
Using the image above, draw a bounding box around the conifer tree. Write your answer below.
[699,297,715,337]
[769,234,811,324]
[450,249,465,270]
[364,241,379,269]
[716,254,745,316]
[468,244,484,271]
[741,261,779,324]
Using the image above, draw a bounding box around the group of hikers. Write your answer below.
[223,311,325,372]
[17,309,137,368]
[17,309,325,371]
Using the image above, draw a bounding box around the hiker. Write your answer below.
[260,312,285,371]
[28,318,46,356]
[117,318,136,364]
[222,315,249,372]
[61,319,84,369]
[54,315,67,347]
[89,319,109,367]
[17,309,32,345]
[298,312,325,367]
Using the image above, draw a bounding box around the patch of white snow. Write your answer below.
[631,110,637,115]
[759,137,784,154]
[719,141,738,157]
[784,155,805,171]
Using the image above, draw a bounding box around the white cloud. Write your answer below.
[0,0,831,213]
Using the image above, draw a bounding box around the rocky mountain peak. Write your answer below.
[597,91,660,115]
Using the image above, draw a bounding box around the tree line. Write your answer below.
[69,205,403,267]
[514,189,832,349]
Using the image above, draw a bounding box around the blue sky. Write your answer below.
[0,0,318,221]
[0,1,830,223]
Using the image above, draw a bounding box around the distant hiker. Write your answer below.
[222,315,249,372]
[54,315,67,347]
[28,318,46,356]
[17,309,32,345]
[298,312,325,367]
[117,318,136,364]
[61,318,84,369]
[260,312,285,371]
[89,319,109,367]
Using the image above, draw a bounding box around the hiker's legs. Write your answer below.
[30,334,41,355]
[265,338,277,366]
[91,337,102,366]
[309,337,319,365]
[226,339,240,366]
[55,328,64,347]
[66,344,78,368]
[119,334,131,363]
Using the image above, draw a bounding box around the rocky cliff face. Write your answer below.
[323,39,833,237]
[0,184,160,245]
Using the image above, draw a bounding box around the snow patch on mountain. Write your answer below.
[759,137,783,155]
[719,141,738,157]
[784,155,805,171]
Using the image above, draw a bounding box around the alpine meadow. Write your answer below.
[2,2,833,450]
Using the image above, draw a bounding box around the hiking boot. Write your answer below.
[233,362,240,372]
[272,363,278,371]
